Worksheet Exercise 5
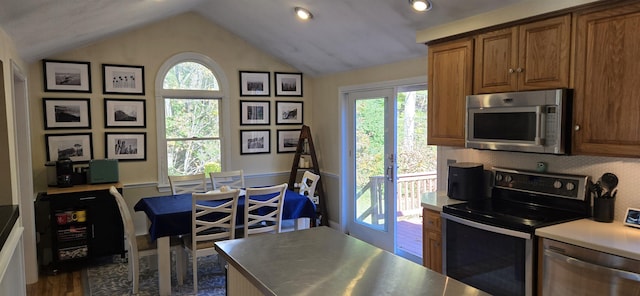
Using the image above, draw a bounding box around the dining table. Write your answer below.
[134,188,317,296]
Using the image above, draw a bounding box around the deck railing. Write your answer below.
[356,171,438,225]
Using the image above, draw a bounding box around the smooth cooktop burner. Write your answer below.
[443,198,586,233]
[443,167,591,233]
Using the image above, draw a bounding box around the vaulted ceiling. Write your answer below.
[0,0,527,76]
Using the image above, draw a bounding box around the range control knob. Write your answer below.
[496,174,503,182]
[553,180,563,189]
[504,175,513,183]
[565,182,575,191]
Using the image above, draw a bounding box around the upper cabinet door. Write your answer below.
[518,15,572,91]
[427,38,473,147]
[474,15,571,94]
[573,2,640,157]
[474,27,518,94]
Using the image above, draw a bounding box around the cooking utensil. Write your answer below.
[599,173,618,198]
[589,180,602,199]
[601,173,618,191]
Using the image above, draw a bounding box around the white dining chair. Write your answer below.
[244,183,288,237]
[210,170,245,190]
[109,186,184,294]
[169,173,206,194]
[184,189,240,293]
[298,171,320,202]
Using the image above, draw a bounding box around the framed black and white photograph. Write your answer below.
[105,132,147,161]
[240,100,270,125]
[43,59,92,93]
[276,101,303,125]
[45,133,93,162]
[277,129,301,153]
[240,130,270,154]
[104,98,146,128]
[43,98,91,129]
[274,72,303,97]
[239,71,270,97]
[102,64,145,95]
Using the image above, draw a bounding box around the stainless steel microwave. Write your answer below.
[466,89,572,155]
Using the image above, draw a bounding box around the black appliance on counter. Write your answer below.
[447,162,484,200]
[442,167,590,296]
[47,159,74,187]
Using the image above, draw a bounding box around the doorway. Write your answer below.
[342,78,435,264]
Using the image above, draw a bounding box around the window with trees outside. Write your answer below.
[158,57,224,182]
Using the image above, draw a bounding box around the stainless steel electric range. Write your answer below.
[441,167,591,296]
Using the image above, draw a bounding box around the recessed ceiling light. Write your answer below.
[294,7,313,20]
[409,0,433,12]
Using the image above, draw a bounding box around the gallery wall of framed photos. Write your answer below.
[238,70,304,154]
[41,59,147,163]
[39,60,307,170]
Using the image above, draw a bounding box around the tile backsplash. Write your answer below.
[437,146,640,221]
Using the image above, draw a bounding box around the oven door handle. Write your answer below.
[545,250,640,282]
[442,213,532,240]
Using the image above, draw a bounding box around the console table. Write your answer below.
[36,183,124,271]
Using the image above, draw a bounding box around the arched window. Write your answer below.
[156,53,229,187]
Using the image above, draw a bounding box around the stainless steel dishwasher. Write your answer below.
[542,238,640,296]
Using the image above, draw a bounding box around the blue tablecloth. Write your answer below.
[134,189,316,240]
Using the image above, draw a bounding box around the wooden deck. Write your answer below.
[397,213,422,258]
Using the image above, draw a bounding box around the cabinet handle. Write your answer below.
[508,68,515,73]
[516,67,523,73]
[574,125,581,131]
[92,224,95,238]
[79,196,97,201]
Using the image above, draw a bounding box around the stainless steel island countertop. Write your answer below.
[215,226,488,296]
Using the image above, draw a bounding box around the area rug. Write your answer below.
[83,254,226,296]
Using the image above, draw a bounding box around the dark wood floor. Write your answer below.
[26,270,83,296]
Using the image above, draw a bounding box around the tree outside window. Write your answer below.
[162,61,222,176]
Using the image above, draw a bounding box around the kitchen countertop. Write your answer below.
[421,191,465,211]
[215,226,489,296]
[536,218,640,261]
[0,205,19,252]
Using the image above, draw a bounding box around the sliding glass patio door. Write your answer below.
[346,89,396,252]
[344,83,432,263]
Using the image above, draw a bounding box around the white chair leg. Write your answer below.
[125,244,133,281]
[193,251,198,294]
[131,252,140,295]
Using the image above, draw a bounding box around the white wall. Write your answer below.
[312,56,428,226]
[0,27,38,284]
[28,12,307,194]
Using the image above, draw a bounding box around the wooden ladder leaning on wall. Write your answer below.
[287,125,329,226]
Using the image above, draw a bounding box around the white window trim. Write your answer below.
[155,52,231,190]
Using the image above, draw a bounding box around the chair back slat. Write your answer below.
[244,183,287,237]
[299,171,320,198]
[109,186,137,249]
[210,170,245,190]
[169,174,206,194]
[192,190,240,242]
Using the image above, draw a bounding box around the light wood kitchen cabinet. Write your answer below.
[573,1,640,157]
[422,208,442,273]
[474,15,571,94]
[427,37,473,147]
